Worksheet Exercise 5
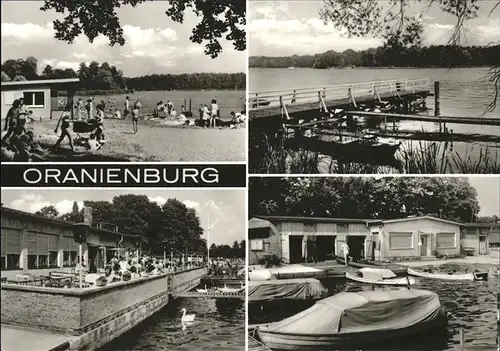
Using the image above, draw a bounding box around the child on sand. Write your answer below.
[210,99,219,128]
[124,96,130,119]
[132,100,142,134]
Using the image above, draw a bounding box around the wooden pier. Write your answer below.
[249,78,431,120]
[248,335,272,351]
[172,290,245,299]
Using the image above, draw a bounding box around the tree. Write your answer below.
[249,177,480,223]
[1,71,11,82]
[40,0,245,59]
[319,0,499,111]
[35,205,59,219]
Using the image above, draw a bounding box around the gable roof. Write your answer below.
[381,215,462,226]
[256,215,378,224]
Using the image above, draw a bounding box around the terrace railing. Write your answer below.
[249,78,430,111]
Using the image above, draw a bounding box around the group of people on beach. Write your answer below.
[2,97,40,161]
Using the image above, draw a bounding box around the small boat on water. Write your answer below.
[346,268,415,286]
[289,132,401,160]
[335,256,408,276]
[407,267,488,281]
[256,289,447,350]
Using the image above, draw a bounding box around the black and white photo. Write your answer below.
[0,188,245,351]
[248,1,500,174]
[1,1,246,162]
[248,176,499,350]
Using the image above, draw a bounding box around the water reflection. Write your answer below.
[100,297,245,351]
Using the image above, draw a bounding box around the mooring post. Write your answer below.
[255,93,259,108]
[279,95,283,118]
[434,81,440,116]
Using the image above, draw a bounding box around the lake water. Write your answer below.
[100,296,245,351]
[249,68,500,173]
[249,274,498,351]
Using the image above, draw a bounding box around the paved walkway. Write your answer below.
[1,324,74,351]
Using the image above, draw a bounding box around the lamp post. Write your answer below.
[207,214,219,266]
[72,223,89,289]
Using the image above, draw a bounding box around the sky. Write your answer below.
[468,177,500,217]
[249,0,500,56]
[0,189,245,246]
[1,1,245,76]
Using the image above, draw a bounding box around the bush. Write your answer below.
[122,271,131,281]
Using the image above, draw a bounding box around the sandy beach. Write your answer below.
[22,117,246,162]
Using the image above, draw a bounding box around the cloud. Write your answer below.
[1,22,54,41]
[148,196,167,205]
[183,200,200,209]
[9,193,83,215]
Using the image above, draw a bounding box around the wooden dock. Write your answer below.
[248,335,272,351]
[249,79,431,120]
[172,290,244,299]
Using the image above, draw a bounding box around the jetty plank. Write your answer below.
[347,111,500,126]
[172,290,245,299]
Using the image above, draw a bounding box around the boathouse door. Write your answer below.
[479,236,487,255]
[316,236,335,261]
[289,236,303,263]
[347,236,365,261]
[420,235,430,257]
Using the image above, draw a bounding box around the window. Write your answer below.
[250,239,264,251]
[70,251,77,265]
[389,232,413,249]
[372,233,379,249]
[23,91,45,107]
[1,256,5,270]
[436,232,455,248]
[6,254,19,270]
[49,251,58,267]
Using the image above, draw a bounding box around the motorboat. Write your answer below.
[346,268,415,286]
[256,289,447,350]
[335,256,408,276]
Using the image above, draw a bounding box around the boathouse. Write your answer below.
[249,215,463,263]
[461,222,499,255]
[1,206,139,279]
[0,78,80,120]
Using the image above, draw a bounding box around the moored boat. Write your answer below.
[256,289,447,350]
[335,256,408,276]
[407,267,488,281]
[346,268,415,286]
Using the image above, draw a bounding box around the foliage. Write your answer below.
[209,240,245,258]
[40,0,245,58]
[477,215,500,223]
[1,57,245,91]
[35,205,59,219]
[249,177,480,223]
[34,195,207,254]
[249,45,500,69]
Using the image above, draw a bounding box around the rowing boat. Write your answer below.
[335,256,408,276]
[346,269,415,286]
[256,289,447,350]
[407,267,488,281]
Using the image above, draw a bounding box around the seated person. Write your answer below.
[113,108,121,119]
[230,111,246,123]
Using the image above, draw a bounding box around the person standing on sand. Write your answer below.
[2,99,21,144]
[77,98,84,120]
[54,105,75,152]
[85,98,93,119]
[202,104,210,128]
[124,96,131,119]
[13,98,30,137]
[132,100,142,134]
[210,99,219,128]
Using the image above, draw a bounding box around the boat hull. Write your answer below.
[407,268,474,281]
[256,309,447,351]
[345,272,415,286]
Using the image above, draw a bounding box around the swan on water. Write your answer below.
[180,308,195,322]
[218,283,244,293]
[196,285,208,293]
[298,119,305,124]
[334,108,344,114]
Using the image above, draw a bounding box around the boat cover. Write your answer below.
[263,289,441,334]
[359,267,396,280]
[248,278,327,302]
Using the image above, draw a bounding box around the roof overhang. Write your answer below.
[1,78,80,90]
